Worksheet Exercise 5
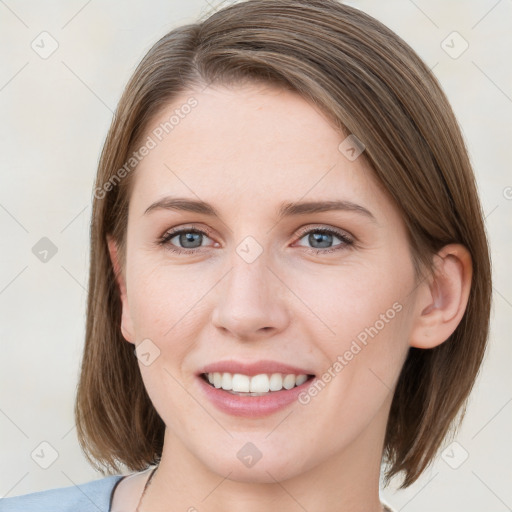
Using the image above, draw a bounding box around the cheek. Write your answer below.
[126,255,211,340]
[286,252,415,414]
[124,259,207,406]
[125,260,206,428]
[289,255,414,348]
[289,263,413,443]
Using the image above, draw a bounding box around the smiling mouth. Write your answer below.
[200,372,316,396]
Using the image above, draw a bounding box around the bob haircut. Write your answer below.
[76,0,492,489]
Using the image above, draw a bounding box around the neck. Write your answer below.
[141,400,391,512]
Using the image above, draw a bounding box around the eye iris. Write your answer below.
[180,232,202,248]
[309,232,332,248]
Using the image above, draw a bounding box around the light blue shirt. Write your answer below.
[0,475,124,512]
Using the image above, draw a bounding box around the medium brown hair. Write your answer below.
[75,0,492,488]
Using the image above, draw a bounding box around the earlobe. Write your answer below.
[106,235,135,344]
[410,244,472,349]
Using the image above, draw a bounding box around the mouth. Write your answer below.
[199,372,316,396]
[195,360,317,417]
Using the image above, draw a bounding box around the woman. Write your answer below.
[2,0,491,511]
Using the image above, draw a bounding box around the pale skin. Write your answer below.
[108,83,472,512]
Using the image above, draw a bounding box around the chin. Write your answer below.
[202,447,311,484]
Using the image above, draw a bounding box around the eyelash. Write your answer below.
[156,224,354,256]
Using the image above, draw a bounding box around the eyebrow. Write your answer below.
[144,196,376,222]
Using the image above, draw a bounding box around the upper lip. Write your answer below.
[198,359,315,377]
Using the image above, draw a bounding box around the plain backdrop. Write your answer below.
[1,0,511,510]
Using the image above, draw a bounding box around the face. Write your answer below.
[113,83,421,483]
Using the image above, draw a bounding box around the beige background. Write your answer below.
[1,0,511,510]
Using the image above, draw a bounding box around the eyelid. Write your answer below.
[158,223,216,245]
[294,223,354,242]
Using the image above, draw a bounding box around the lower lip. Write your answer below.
[196,374,315,418]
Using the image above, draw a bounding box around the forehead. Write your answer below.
[129,83,387,218]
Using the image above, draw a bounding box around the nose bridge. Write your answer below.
[211,237,289,338]
[228,245,271,303]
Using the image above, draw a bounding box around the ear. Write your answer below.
[410,244,472,349]
[107,235,135,344]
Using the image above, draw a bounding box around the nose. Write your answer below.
[211,251,290,340]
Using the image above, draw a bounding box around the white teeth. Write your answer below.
[221,373,232,391]
[283,374,296,390]
[249,374,269,393]
[204,372,310,393]
[269,373,283,391]
[232,373,250,392]
[295,374,308,386]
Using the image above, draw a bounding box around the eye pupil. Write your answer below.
[180,232,202,248]
[309,232,332,248]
